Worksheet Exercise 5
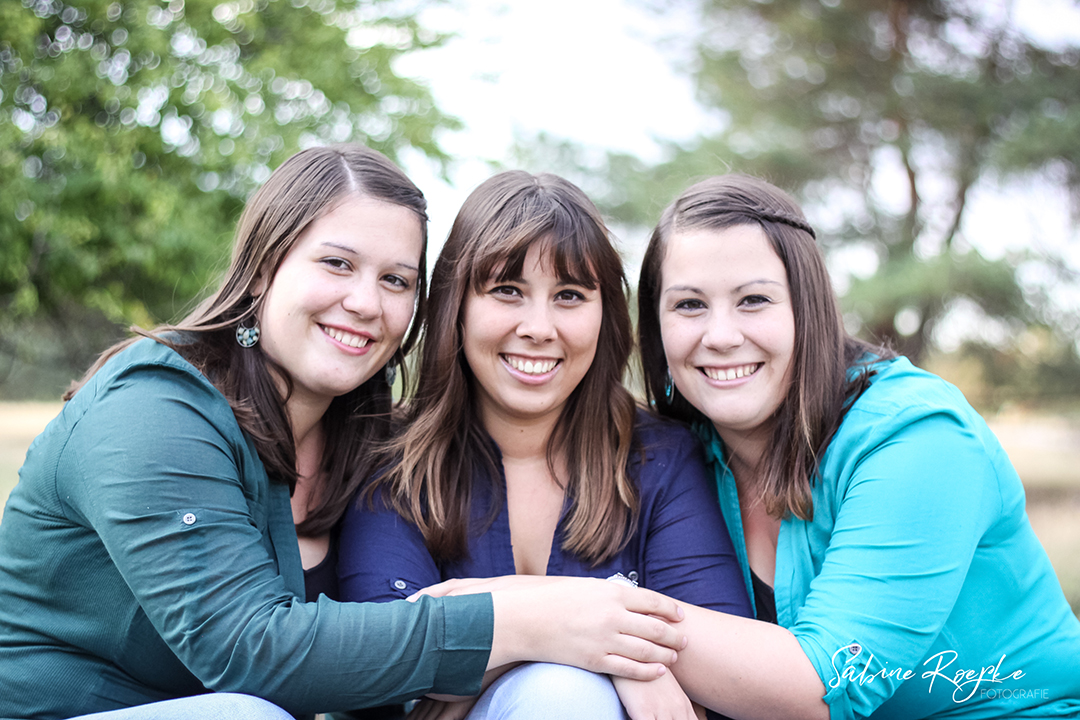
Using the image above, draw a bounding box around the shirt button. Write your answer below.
[393,580,407,590]
[627,571,639,583]
[182,513,197,525]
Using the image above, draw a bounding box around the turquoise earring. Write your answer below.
[236,318,260,348]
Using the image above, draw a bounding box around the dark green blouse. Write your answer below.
[0,338,492,719]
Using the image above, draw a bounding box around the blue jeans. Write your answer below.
[466,663,627,720]
[67,693,294,720]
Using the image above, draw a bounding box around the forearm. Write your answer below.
[671,603,828,720]
[424,575,684,680]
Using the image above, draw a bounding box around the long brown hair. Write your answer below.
[67,144,429,536]
[369,171,639,564]
[638,174,889,520]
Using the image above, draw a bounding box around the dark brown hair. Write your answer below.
[67,144,428,535]
[369,170,639,564]
[638,174,889,520]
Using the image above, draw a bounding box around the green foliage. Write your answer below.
[0,0,460,396]
[520,0,1080,378]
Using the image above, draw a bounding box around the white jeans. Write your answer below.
[67,693,294,720]
[466,663,628,720]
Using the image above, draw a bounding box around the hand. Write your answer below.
[415,575,687,682]
[407,697,479,720]
[612,673,699,720]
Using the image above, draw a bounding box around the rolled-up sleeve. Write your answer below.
[339,490,443,604]
[785,409,1000,720]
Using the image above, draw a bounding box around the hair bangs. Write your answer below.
[467,205,601,294]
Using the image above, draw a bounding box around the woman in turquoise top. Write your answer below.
[0,145,688,720]
[631,174,1080,719]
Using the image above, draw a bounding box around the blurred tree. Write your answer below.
[525,0,1080,367]
[0,0,457,395]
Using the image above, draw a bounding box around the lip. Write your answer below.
[698,362,763,385]
[320,324,375,355]
[500,353,562,384]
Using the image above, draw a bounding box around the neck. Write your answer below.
[270,366,332,451]
[481,407,560,463]
[288,397,331,451]
[715,423,771,492]
[284,387,332,519]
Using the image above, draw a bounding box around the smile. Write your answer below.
[321,325,371,349]
[501,354,560,375]
[701,363,762,381]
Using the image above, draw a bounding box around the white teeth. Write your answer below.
[504,356,558,375]
[324,326,370,348]
[703,363,759,381]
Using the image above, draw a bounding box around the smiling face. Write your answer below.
[462,242,603,428]
[659,223,795,445]
[256,194,423,415]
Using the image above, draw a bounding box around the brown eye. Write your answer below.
[321,257,351,271]
[739,294,770,307]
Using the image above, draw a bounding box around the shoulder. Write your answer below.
[42,339,265,513]
[64,337,241,443]
[77,337,223,405]
[631,407,702,458]
[825,356,1008,487]
[630,409,711,494]
[844,356,976,428]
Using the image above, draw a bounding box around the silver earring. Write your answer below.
[385,362,397,387]
[663,369,674,402]
[236,318,260,348]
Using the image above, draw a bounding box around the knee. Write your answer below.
[208,693,294,720]
[479,663,625,720]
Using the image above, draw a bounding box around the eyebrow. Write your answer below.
[663,284,704,296]
[735,279,784,292]
[320,241,419,273]
[489,275,594,288]
[663,279,784,295]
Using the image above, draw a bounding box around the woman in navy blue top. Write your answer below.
[339,171,750,719]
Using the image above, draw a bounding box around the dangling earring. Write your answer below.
[385,361,398,387]
[235,317,260,348]
[663,368,674,402]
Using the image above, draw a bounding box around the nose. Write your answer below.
[342,275,383,320]
[701,307,744,351]
[515,300,556,343]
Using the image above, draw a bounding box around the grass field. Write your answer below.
[2,402,1079,613]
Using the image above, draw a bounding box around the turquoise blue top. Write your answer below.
[0,338,492,719]
[697,357,1080,720]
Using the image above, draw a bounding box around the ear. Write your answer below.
[252,272,269,298]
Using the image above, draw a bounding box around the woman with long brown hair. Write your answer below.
[339,170,750,719]
[632,173,1080,719]
[0,147,690,720]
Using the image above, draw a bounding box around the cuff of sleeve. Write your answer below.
[796,633,860,720]
[430,593,494,696]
